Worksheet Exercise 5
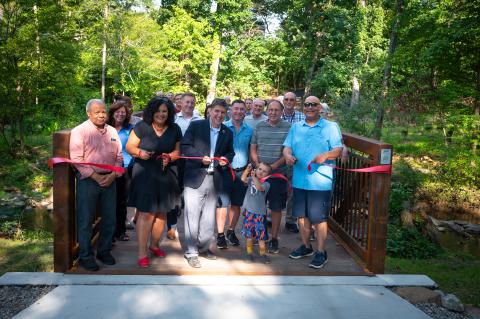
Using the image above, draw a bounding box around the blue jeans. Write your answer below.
[76,175,116,260]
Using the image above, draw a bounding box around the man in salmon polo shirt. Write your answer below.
[70,99,123,271]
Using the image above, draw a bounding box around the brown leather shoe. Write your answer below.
[167,228,176,240]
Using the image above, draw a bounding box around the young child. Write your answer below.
[241,162,272,264]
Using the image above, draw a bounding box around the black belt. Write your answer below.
[233,166,247,172]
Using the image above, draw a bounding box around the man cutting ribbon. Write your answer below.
[181,98,235,268]
[283,95,343,269]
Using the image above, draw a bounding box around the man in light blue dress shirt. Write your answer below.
[283,95,343,269]
[216,100,253,248]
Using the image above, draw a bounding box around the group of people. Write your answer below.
[69,90,343,271]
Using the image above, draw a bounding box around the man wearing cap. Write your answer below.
[283,95,342,269]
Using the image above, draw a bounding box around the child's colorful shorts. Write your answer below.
[241,211,268,240]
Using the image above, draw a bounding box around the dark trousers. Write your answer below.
[76,176,116,260]
[167,165,181,230]
[115,166,131,237]
[167,206,180,229]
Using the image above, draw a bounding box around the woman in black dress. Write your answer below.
[126,97,182,268]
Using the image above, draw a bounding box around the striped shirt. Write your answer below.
[281,110,305,123]
[251,120,291,174]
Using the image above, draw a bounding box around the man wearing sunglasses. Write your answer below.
[283,96,343,269]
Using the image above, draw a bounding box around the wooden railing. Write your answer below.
[52,130,392,273]
[329,133,392,274]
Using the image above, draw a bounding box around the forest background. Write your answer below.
[0,0,479,306]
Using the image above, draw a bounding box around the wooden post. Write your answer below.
[366,145,392,273]
[52,130,75,272]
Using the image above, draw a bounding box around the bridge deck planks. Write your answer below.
[70,215,366,276]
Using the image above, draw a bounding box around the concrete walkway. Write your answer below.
[1,273,435,319]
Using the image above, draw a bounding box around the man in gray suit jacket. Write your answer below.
[181,98,234,268]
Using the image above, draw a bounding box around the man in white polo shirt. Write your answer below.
[175,93,203,135]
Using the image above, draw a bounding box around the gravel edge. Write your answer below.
[0,285,56,319]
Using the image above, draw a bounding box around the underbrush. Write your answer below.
[0,135,52,197]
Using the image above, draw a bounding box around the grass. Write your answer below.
[385,253,480,307]
[0,238,53,275]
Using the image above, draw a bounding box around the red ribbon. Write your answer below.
[48,157,126,173]
[260,173,292,192]
[156,154,236,181]
[307,162,392,174]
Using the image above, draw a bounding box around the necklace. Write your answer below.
[152,123,167,136]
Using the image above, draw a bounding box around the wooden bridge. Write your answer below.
[51,131,392,275]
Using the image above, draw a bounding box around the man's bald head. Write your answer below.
[304,96,321,104]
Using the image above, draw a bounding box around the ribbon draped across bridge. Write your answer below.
[48,157,391,185]
[48,157,126,173]
[307,161,392,174]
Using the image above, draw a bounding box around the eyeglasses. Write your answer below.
[284,98,295,101]
[304,102,319,108]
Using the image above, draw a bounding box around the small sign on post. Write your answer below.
[380,149,392,165]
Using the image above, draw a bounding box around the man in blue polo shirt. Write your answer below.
[216,99,254,248]
[283,95,343,269]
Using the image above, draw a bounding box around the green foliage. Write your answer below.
[386,253,480,306]
[387,223,440,259]
[0,219,52,241]
[0,0,83,148]
[0,133,51,195]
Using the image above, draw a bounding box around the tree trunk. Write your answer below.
[372,0,403,140]
[304,41,319,97]
[101,2,109,101]
[34,3,40,106]
[207,32,221,104]
[472,56,480,153]
[350,0,367,108]
[350,76,360,107]
[475,54,480,116]
[18,115,25,150]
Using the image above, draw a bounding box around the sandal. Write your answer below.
[138,256,150,268]
[117,233,130,241]
[149,246,166,258]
